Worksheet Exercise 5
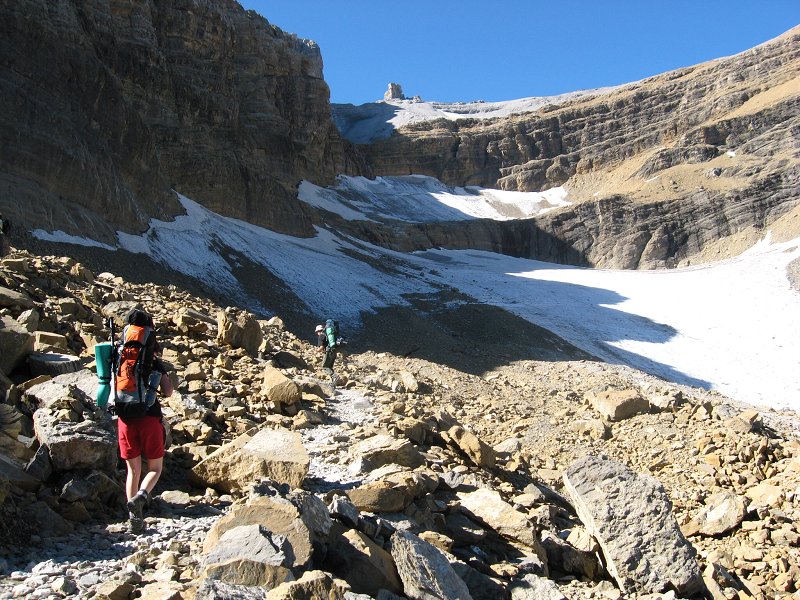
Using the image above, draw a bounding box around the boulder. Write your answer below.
[191,427,309,492]
[326,523,403,596]
[0,315,34,374]
[563,455,704,597]
[266,570,349,600]
[349,434,424,472]
[390,529,473,600]
[745,481,784,508]
[589,389,650,421]
[33,406,117,473]
[202,524,295,588]
[683,490,746,537]
[346,479,413,514]
[217,308,263,355]
[16,308,40,332]
[458,487,544,555]
[24,369,97,407]
[509,574,566,600]
[0,285,35,309]
[203,486,331,568]
[0,453,40,492]
[442,425,496,468]
[261,366,301,408]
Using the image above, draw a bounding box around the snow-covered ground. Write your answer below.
[299,175,570,222]
[331,87,619,143]
[32,186,800,412]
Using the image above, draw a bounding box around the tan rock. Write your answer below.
[443,425,496,468]
[590,389,650,421]
[261,365,301,408]
[190,427,309,492]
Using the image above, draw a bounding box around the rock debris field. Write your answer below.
[1,247,799,600]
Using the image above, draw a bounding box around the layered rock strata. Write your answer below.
[0,0,345,241]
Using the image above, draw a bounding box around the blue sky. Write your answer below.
[241,2,799,105]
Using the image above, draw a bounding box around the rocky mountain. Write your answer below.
[0,0,346,242]
[334,27,800,268]
[1,250,799,599]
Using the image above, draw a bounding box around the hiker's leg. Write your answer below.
[136,416,165,495]
[125,456,143,501]
[139,456,163,495]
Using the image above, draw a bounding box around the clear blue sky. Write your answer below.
[240,1,799,105]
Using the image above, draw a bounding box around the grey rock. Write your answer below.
[390,529,473,600]
[202,524,295,588]
[509,574,566,600]
[0,315,34,375]
[563,455,705,597]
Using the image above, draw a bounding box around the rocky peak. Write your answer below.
[384,82,406,100]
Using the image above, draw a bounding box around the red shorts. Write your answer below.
[117,415,165,460]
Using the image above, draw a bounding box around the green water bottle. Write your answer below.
[94,342,113,408]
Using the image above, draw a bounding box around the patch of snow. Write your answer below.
[727,150,737,157]
[299,175,569,222]
[31,229,116,251]
[645,176,660,183]
[32,188,800,412]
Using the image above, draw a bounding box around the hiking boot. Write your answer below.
[127,489,149,522]
[128,511,144,535]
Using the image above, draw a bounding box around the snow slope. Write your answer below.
[299,175,570,222]
[32,188,800,412]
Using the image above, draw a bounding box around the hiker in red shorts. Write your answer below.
[113,308,174,534]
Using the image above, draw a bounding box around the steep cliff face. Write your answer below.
[342,27,799,267]
[0,0,343,240]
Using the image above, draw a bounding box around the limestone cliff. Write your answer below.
[340,27,800,268]
[0,0,345,241]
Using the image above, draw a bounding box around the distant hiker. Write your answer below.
[113,307,173,534]
[0,213,10,257]
[316,319,343,388]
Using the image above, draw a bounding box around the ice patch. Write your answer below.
[31,229,116,251]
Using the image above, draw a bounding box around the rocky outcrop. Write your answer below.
[0,0,345,241]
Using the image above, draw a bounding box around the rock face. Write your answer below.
[563,455,705,597]
[0,0,345,241]
[336,27,800,269]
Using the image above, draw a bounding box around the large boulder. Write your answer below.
[217,307,263,355]
[588,389,650,421]
[27,370,116,473]
[203,485,331,569]
[266,570,350,600]
[0,285,35,309]
[326,523,403,596]
[458,487,545,556]
[191,427,309,493]
[509,574,567,600]
[202,524,295,588]
[349,434,424,472]
[563,455,705,597]
[0,315,34,374]
[390,529,473,600]
[261,366,301,410]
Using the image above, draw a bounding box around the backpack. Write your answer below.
[113,324,155,418]
[325,319,340,348]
